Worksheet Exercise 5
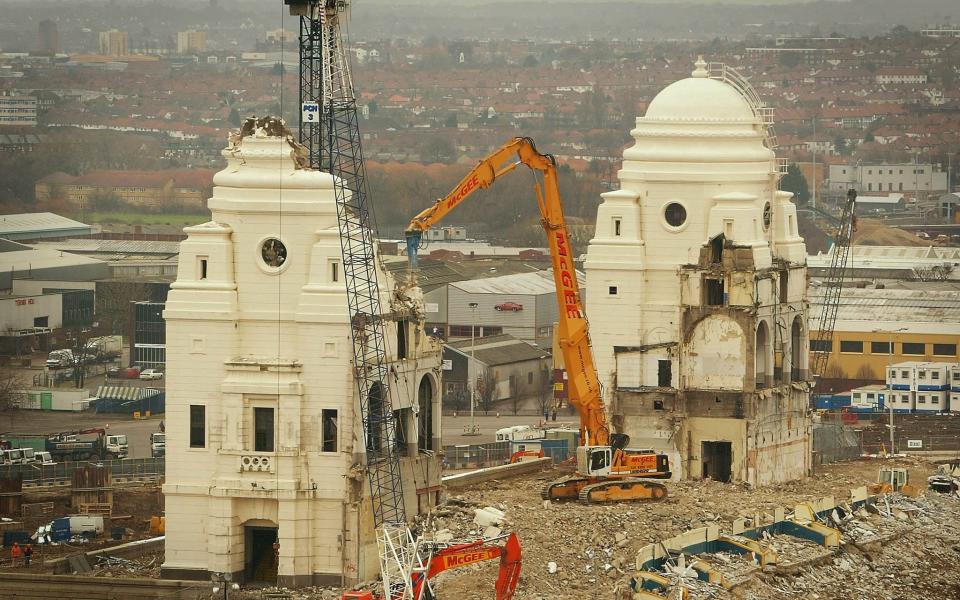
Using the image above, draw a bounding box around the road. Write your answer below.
[0,410,162,459]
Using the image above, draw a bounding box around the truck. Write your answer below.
[83,336,123,363]
[45,349,75,369]
[150,432,165,458]
[45,428,129,461]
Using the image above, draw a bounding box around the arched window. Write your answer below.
[756,321,770,388]
[418,376,434,452]
[791,317,805,381]
[366,383,385,452]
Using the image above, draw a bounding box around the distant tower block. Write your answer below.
[38,20,60,55]
[583,57,811,487]
[160,118,442,588]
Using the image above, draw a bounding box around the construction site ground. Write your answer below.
[431,457,960,600]
[0,486,162,571]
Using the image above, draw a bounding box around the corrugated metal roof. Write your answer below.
[0,212,90,235]
[810,288,960,325]
[0,243,106,272]
[34,239,181,256]
[452,269,581,295]
[447,334,549,366]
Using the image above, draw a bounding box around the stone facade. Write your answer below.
[161,119,442,587]
[584,59,812,487]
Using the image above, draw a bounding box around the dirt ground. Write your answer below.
[0,486,162,571]
[430,457,960,600]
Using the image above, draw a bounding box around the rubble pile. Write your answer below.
[90,552,162,578]
[433,459,960,599]
[762,533,830,569]
[697,551,758,587]
[756,492,960,600]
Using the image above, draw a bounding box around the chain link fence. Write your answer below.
[442,442,510,469]
[0,458,163,484]
[812,423,862,464]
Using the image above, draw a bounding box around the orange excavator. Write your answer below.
[406,137,671,503]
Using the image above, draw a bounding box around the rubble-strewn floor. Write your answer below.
[431,458,960,599]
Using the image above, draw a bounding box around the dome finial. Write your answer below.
[692,55,709,78]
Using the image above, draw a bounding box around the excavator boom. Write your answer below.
[405,136,670,504]
[404,137,610,447]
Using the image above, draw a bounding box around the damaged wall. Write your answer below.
[584,59,812,487]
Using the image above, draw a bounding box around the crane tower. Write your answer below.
[285,0,406,528]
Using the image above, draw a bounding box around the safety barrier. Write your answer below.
[0,458,164,485]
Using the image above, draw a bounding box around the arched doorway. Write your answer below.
[791,317,804,381]
[755,321,770,388]
[418,376,434,452]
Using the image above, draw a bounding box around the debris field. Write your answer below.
[429,458,960,599]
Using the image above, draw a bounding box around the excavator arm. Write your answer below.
[411,533,522,600]
[404,136,611,447]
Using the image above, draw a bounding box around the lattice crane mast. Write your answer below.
[286,0,405,529]
[811,188,858,386]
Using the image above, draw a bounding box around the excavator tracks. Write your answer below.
[541,477,590,501]
[577,479,668,504]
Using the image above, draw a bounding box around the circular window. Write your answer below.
[260,238,287,268]
[762,202,772,231]
[664,202,687,228]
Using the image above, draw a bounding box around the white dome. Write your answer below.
[645,76,755,122]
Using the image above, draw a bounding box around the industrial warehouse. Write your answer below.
[0,1,959,600]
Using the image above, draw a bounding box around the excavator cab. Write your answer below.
[578,446,612,476]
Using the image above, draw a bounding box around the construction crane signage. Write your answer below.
[301,101,319,122]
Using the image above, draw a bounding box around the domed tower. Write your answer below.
[161,118,442,587]
[584,58,811,486]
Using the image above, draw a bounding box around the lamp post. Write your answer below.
[464,302,480,436]
[874,327,907,455]
[211,572,239,600]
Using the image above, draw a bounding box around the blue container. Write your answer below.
[51,517,70,531]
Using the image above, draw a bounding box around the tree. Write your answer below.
[537,367,553,418]
[90,190,123,212]
[419,136,455,164]
[834,135,848,156]
[476,369,497,415]
[522,54,538,68]
[228,107,241,127]
[781,163,810,205]
[0,367,25,411]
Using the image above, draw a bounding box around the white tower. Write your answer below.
[584,59,810,486]
[161,118,442,587]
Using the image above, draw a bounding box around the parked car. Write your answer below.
[35,451,56,466]
[108,367,141,379]
[494,302,523,312]
[139,369,163,381]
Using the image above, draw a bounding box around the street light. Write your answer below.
[464,302,480,436]
[873,327,908,456]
